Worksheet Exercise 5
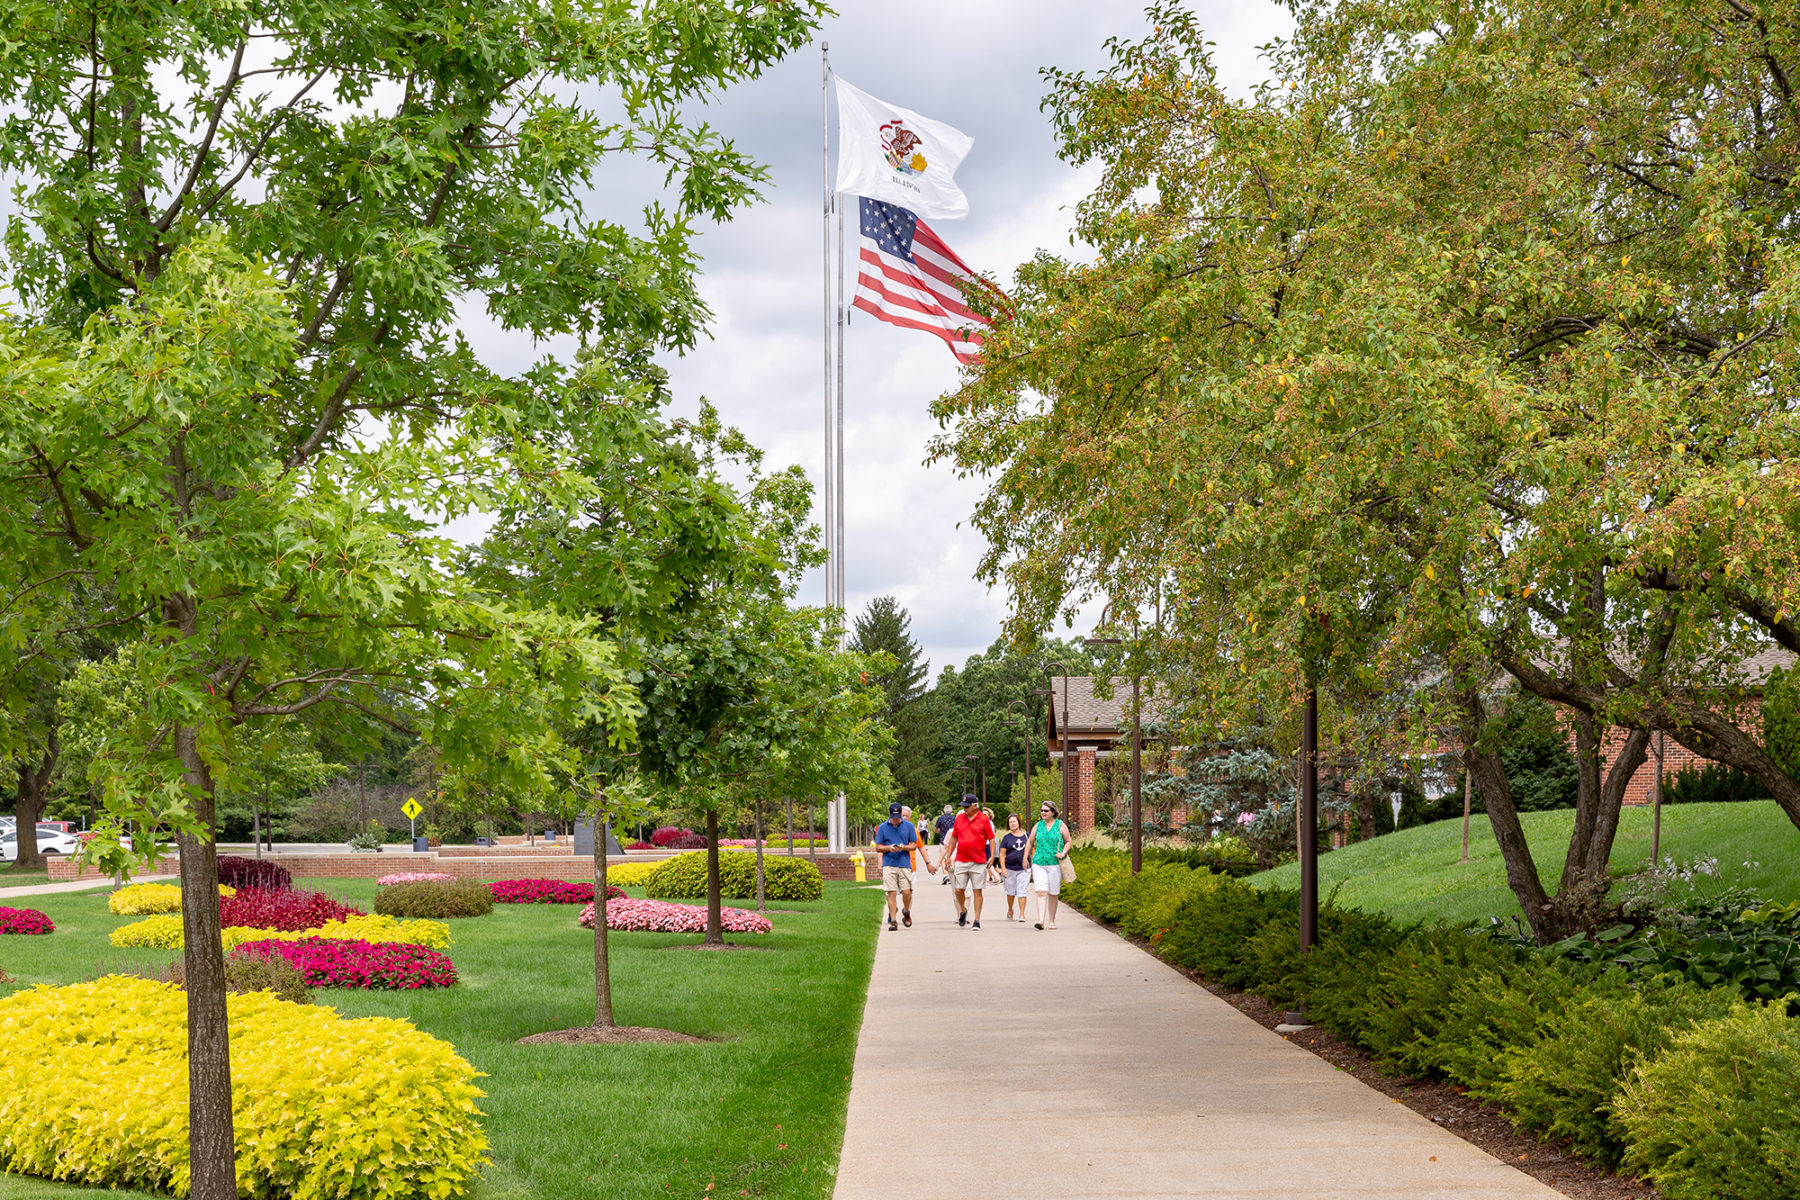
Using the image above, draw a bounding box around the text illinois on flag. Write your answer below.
[853,197,1004,365]
[834,78,974,221]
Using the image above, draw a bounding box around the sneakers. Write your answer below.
[957,911,968,928]
[902,910,912,927]
[940,876,950,886]
[971,921,981,931]
[888,919,898,931]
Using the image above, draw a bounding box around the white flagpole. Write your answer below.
[835,192,847,621]
[821,44,836,612]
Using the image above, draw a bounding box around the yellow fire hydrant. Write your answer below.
[850,850,867,883]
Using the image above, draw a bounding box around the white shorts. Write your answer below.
[1003,868,1030,897]
[1030,863,1062,895]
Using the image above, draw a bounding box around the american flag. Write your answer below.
[852,196,1002,364]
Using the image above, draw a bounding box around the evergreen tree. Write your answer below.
[850,597,942,807]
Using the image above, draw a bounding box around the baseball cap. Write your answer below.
[888,803,903,817]
[961,794,979,806]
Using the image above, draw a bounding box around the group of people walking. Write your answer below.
[869,794,1073,932]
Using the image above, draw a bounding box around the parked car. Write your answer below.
[0,827,85,861]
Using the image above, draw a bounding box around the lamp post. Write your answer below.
[1300,686,1319,952]
[969,743,987,809]
[1044,663,1072,831]
[1003,699,1032,823]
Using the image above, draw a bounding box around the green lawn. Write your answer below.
[0,877,881,1200]
[1252,800,1800,926]
[0,865,52,890]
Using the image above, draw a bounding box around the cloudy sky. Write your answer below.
[475,1,1293,681]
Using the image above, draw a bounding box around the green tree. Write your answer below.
[0,2,822,1190]
[934,1,1800,940]
[850,597,943,806]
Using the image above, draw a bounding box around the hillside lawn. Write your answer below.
[1253,800,1800,927]
[0,877,881,1200]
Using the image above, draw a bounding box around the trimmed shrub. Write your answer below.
[219,887,362,931]
[1492,971,1746,1169]
[486,879,619,904]
[373,879,494,918]
[649,826,697,847]
[578,898,773,934]
[375,871,456,886]
[645,851,824,902]
[1616,1003,1800,1200]
[107,883,235,915]
[233,937,457,990]
[0,975,485,1197]
[664,833,707,849]
[0,907,54,935]
[601,861,660,888]
[214,855,292,891]
[167,953,314,1005]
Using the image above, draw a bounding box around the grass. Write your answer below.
[1252,800,1800,927]
[0,866,52,890]
[0,877,881,1200]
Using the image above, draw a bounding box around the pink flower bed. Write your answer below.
[649,826,696,847]
[376,872,456,886]
[230,937,456,989]
[577,898,772,934]
[220,887,363,931]
[488,879,621,904]
[0,907,54,935]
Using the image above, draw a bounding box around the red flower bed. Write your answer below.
[626,841,656,850]
[218,888,363,931]
[486,879,621,904]
[578,898,772,934]
[230,937,456,989]
[649,826,696,847]
[215,855,293,891]
[0,907,54,935]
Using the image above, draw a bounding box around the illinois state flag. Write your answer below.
[834,77,973,220]
[854,197,1003,364]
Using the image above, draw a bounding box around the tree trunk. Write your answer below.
[12,733,57,870]
[753,800,767,913]
[1355,787,1378,843]
[1456,683,1554,942]
[252,801,262,860]
[704,808,723,946]
[175,724,237,1200]
[591,799,614,1027]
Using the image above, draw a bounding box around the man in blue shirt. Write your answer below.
[872,802,929,931]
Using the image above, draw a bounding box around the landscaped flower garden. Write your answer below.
[0,865,870,1200]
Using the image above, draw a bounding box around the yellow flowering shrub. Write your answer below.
[601,861,659,888]
[107,883,235,915]
[112,914,452,951]
[0,975,487,1199]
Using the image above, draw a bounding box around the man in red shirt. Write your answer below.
[944,794,996,930]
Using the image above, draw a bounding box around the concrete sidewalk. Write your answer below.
[833,875,1563,1199]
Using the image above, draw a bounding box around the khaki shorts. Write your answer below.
[881,865,913,892]
[951,860,988,891]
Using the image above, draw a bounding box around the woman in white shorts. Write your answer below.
[998,813,1031,922]
[1023,800,1072,929]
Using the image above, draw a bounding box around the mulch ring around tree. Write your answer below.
[519,1025,707,1046]
[662,942,771,951]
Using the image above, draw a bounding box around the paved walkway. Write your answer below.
[0,873,172,898]
[834,874,1563,1199]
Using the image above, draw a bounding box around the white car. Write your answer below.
[0,827,85,861]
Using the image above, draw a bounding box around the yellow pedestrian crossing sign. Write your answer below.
[402,799,423,821]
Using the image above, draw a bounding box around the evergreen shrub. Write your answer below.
[644,851,823,902]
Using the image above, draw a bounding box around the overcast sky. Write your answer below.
[471,1,1293,681]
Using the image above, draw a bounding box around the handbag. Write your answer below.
[1057,825,1077,881]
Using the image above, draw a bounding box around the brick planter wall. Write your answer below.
[47,855,179,882]
[50,849,863,883]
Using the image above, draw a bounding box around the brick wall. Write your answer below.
[50,850,861,883]
[1075,748,1097,832]
[47,855,179,881]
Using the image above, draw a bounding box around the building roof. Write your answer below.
[1048,676,1166,738]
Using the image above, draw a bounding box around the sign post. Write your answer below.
[402,798,423,843]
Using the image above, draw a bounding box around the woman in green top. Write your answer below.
[1021,800,1072,930]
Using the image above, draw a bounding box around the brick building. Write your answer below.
[1046,676,1166,831]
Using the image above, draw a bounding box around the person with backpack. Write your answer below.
[1022,800,1073,930]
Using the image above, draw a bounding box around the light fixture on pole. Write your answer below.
[1003,698,1032,822]
[1044,662,1072,832]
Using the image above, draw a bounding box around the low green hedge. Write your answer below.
[374,878,495,919]
[1061,848,1794,1199]
[645,851,824,902]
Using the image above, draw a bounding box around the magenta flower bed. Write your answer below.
[0,907,54,935]
[219,888,363,931]
[578,898,772,934]
[487,879,622,904]
[230,937,456,989]
[649,826,696,847]
[627,841,656,850]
